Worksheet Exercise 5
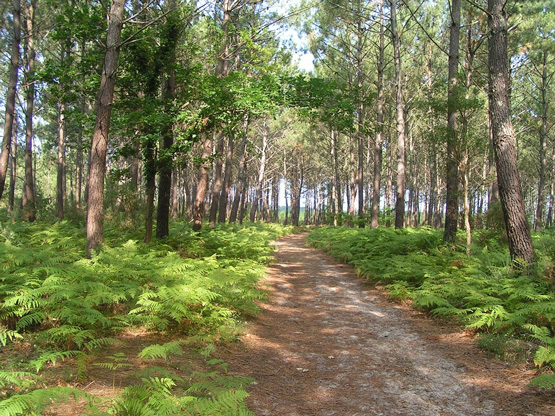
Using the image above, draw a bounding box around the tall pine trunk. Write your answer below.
[488,0,535,266]
[534,52,548,231]
[56,101,65,219]
[250,122,268,222]
[229,117,249,223]
[22,0,37,222]
[0,0,21,200]
[192,133,214,231]
[443,0,461,243]
[218,132,234,223]
[371,0,385,229]
[86,0,126,256]
[391,0,406,229]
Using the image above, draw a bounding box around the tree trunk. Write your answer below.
[534,52,548,231]
[250,122,268,222]
[143,138,156,243]
[443,0,461,243]
[218,132,234,223]
[209,133,225,226]
[156,78,177,238]
[331,130,342,223]
[0,0,21,200]
[488,0,535,265]
[171,166,179,220]
[192,133,214,231]
[22,0,37,222]
[8,136,17,212]
[272,175,279,222]
[229,117,249,223]
[356,15,365,228]
[371,0,385,229]
[56,102,65,219]
[391,0,405,229]
[86,0,126,257]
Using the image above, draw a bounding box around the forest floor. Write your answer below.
[219,233,555,416]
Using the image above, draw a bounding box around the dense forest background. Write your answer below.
[0,0,552,253]
[2,0,555,414]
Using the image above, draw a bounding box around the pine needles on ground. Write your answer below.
[308,226,555,389]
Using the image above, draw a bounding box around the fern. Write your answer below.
[0,371,39,388]
[29,350,85,372]
[138,341,185,360]
[529,374,555,389]
[183,390,255,416]
[0,386,92,416]
[0,329,22,346]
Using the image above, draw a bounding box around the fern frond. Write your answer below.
[0,387,93,416]
[30,350,84,372]
[529,373,555,389]
[0,371,40,388]
[138,341,185,360]
[0,329,23,346]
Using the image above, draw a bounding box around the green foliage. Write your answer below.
[309,226,555,387]
[0,387,93,416]
[0,220,290,412]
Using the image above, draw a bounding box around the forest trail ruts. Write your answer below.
[219,232,555,416]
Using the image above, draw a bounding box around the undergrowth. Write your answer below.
[308,226,555,390]
[0,219,291,415]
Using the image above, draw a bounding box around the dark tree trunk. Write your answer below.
[371,0,385,229]
[143,139,156,243]
[488,0,535,265]
[22,0,37,222]
[8,136,17,211]
[86,0,126,257]
[391,0,405,229]
[156,83,176,238]
[443,0,461,243]
[534,52,549,231]
[0,0,21,200]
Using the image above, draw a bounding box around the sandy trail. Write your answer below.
[220,233,555,416]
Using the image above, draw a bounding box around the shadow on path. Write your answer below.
[220,233,554,416]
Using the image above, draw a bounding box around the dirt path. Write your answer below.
[221,233,555,416]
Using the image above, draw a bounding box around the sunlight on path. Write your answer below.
[222,233,548,416]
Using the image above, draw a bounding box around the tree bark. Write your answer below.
[192,133,215,231]
[156,75,177,238]
[86,0,126,257]
[250,122,268,222]
[488,0,535,265]
[209,133,225,226]
[217,132,234,223]
[356,11,365,228]
[371,0,385,229]
[229,117,249,223]
[0,0,22,200]
[443,0,461,243]
[8,134,17,212]
[22,0,37,222]
[391,0,406,229]
[56,102,65,219]
[534,52,548,231]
